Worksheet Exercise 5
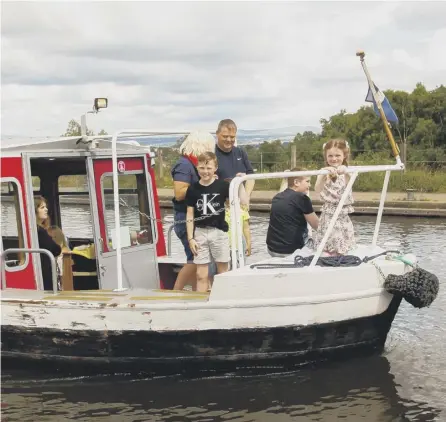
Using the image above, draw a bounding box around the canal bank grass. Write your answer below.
[156,168,446,193]
[354,169,445,193]
[38,168,446,193]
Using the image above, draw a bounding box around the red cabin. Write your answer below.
[0,135,183,292]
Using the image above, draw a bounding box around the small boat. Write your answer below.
[0,127,417,375]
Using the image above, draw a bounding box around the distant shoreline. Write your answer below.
[3,191,446,218]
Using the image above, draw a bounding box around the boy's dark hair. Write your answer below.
[197,151,218,166]
[287,167,308,188]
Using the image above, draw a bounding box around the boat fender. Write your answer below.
[384,266,439,308]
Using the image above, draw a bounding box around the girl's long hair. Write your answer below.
[34,196,51,229]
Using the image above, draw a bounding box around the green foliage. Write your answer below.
[249,140,290,172]
[62,119,93,136]
[317,83,445,166]
[61,119,107,137]
[354,168,445,193]
[60,83,446,192]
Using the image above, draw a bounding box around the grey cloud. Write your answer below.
[309,76,365,88]
[1,67,149,87]
[2,1,445,137]
[56,44,260,67]
[392,2,446,32]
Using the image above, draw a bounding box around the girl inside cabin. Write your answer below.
[34,196,68,290]
[313,139,356,255]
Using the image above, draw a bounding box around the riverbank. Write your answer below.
[157,189,446,218]
[4,190,446,217]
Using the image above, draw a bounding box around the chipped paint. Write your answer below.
[71,321,88,328]
[2,292,394,333]
[94,314,106,320]
[0,296,402,374]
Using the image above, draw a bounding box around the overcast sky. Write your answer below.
[1,1,445,139]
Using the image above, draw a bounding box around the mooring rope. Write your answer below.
[249,250,400,270]
[250,249,439,309]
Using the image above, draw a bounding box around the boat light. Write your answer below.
[93,98,108,111]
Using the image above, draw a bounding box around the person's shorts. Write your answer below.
[267,247,291,258]
[194,227,230,265]
[173,212,194,263]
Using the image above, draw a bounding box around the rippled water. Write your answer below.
[1,202,445,421]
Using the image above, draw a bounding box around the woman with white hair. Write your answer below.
[171,131,216,290]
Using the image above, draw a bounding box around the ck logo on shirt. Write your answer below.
[197,194,221,215]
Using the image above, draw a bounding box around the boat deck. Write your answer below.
[0,288,209,306]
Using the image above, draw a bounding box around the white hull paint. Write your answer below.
[0,248,411,373]
[2,248,408,333]
[1,290,393,332]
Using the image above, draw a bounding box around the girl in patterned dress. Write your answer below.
[313,139,356,255]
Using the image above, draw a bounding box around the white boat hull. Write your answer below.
[1,248,410,374]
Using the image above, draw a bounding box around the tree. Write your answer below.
[292,131,323,165]
[61,119,108,137]
[62,119,94,137]
[257,140,289,171]
[313,83,446,169]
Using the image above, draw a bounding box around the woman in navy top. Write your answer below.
[171,131,215,290]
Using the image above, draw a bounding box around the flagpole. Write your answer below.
[356,50,401,162]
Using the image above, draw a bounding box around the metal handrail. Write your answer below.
[166,224,175,256]
[1,248,58,294]
[228,163,405,269]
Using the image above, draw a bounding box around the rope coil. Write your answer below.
[249,250,398,270]
[250,250,439,309]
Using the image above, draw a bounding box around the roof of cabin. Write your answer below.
[1,136,150,153]
[0,131,195,154]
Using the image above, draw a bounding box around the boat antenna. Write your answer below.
[356,50,401,164]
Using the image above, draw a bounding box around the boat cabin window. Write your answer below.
[30,157,94,249]
[58,175,93,239]
[32,176,40,192]
[101,172,153,249]
[1,180,26,268]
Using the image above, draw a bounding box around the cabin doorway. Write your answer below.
[89,156,160,290]
[28,156,100,290]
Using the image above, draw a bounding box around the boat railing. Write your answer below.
[166,224,175,256]
[229,162,404,270]
[109,130,202,291]
[1,248,58,294]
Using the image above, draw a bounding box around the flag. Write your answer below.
[365,83,399,124]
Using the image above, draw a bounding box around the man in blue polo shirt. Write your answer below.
[214,119,255,203]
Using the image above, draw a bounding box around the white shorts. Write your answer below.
[194,227,230,265]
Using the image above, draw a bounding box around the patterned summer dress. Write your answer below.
[313,174,356,254]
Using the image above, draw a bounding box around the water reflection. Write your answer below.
[1,356,442,421]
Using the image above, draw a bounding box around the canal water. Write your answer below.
[1,202,445,421]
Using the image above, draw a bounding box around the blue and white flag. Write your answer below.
[365,84,399,124]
